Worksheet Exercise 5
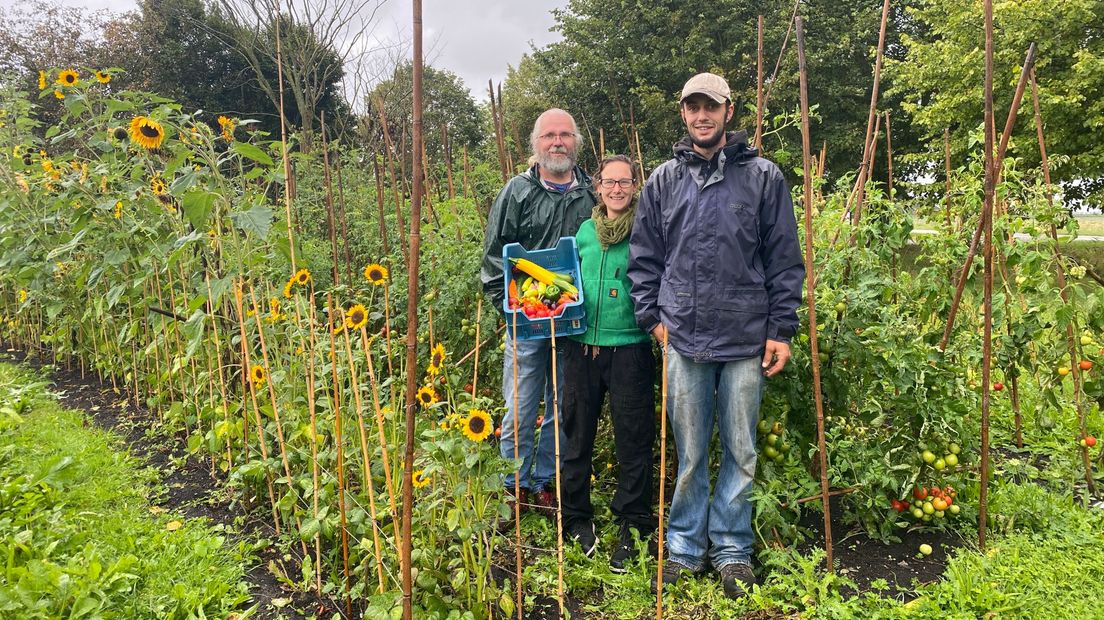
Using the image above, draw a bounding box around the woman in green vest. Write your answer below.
[562,155,656,571]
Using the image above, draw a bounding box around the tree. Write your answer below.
[217,0,385,151]
[885,0,1104,209]
[366,62,484,165]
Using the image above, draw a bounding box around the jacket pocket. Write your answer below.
[658,280,693,308]
[714,287,769,313]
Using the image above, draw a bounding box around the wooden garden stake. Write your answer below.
[849,0,892,233]
[944,128,954,234]
[341,326,388,595]
[232,282,281,535]
[326,296,354,618]
[334,150,355,285]
[510,312,523,620]
[375,99,409,259]
[402,5,426,614]
[549,320,566,619]
[1030,70,1096,493]
[489,80,509,182]
[762,0,800,117]
[655,331,668,620]
[373,152,391,255]
[303,293,324,596]
[797,14,834,570]
[358,328,402,540]
[462,145,474,201]
[939,43,1037,353]
[471,295,482,397]
[321,113,342,286]
[273,5,297,271]
[979,0,995,551]
[247,285,309,558]
[441,123,456,200]
[204,272,233,468]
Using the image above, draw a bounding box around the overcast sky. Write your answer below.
[2,0,566,101]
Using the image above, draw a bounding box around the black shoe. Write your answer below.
[566,520,598,557]
[650,559,693,594]
[719,563,756,600]
[609,523,655,573]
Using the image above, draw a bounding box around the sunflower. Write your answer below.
[462,409,493,442]
[250,364,266,386]
[345,304,368,330]
[282,278,294,299]
[38,71,46,90]
[129,116,165,150]
[426,342,446,376]
[112,126,129,141]
[54,90,64,100]
[94,70,111,84]
[416,385,438,407]
[113,201,123,219]
[364,263,388,286]
[17,290,27,303]
[411,469,430,488]
[150,175,167,195]
[294,268,311,286]
[331,317,346,335]
[217,115,236,141]
[56,69,78,87]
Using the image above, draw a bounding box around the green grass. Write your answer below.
[1076,214,1104,236]
[0,363,254,619]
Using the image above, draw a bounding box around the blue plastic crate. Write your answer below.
[502,237,586,341]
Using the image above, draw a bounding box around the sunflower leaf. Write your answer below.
[182,190,217,230]
[231,204,273,238]
[231,142,274,167]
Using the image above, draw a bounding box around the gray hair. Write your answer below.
[529,108,584,156]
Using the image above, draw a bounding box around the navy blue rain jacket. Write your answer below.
[628,131,805,361]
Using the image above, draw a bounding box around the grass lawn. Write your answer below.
[0,363,254,619]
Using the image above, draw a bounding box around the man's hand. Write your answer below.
[651,324,668,344]
[762,339,791,377]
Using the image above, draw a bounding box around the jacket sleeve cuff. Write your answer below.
[767,322,796,343]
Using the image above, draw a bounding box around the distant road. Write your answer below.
[912,230,1104,242]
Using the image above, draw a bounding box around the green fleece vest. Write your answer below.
[572,219,650,346]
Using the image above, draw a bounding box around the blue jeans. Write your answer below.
[500,334,564,491]
[664,350,763,571]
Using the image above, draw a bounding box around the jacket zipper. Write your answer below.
[593,247,607,342]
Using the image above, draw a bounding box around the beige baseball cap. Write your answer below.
[680,72,731,103]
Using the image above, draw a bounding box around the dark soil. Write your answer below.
[2,347,336,620]
[795,494,963,601]
[5,346,962,618]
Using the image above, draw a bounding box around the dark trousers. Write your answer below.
[561,339,656,530]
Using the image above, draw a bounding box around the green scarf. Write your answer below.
[593,197,638,249]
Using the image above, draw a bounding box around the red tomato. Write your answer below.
[993,382,1004,391]
[1081,360,1094,371]
[913,487,928,501]
[1087,436,1098,448]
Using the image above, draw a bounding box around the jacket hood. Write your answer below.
[673,130,757,163]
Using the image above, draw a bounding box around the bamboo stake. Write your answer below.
[489,80,509,182]
[232,282,281,535]
[375,99,409,258]
[1030,70,1095,492]
[471,296,482,397]
[797,14,834,570]
[598,127,605,159]
[342,325,387,595]
[510,312,523,620]
[655,331,668,620]
[762,0,800,115]
[549,320,565,618]
[979,0,995,552]
[462,145,474,201]
[442,123,456,200]
[321,113,342,286]
[359,325,403,552]
[944,128,954,234]
[247,285,308,558]
[403,3,425,615]
[373,151,391,255]
[303,293,324,596]
[334,147,355,285]
[273,2,296,271]
[755,14,764,148]
[326,297,353,618]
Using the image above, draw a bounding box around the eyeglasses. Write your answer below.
[538,132,576,142]
[599,178,635,189]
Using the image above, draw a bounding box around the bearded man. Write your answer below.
[628,73,804,599]
[481,108,597,515]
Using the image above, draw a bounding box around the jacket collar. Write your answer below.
[524,164,593,193]
[672,130,757,166]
